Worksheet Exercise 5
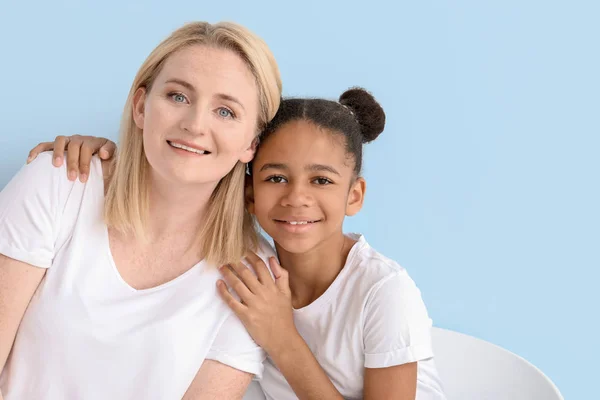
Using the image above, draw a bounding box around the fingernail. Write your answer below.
[80,173,88,183]
[68,170,76,181]
[54,156,62,166]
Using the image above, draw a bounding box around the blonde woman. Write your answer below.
[0,21,281,400]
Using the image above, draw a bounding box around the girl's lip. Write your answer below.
[273,219,321,233]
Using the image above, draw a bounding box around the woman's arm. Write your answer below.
[182,360,253,400]
[0,255,46,374]
[26,135,117,182]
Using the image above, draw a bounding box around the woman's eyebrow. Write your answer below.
[164,79,245,111]
[165,78,195,92]
[216,93,245,111]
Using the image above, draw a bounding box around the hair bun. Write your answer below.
[339,87,386,143]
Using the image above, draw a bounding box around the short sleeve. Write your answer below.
[363,271,434,368]
[205,235,275,377]
[0,153,74,268]
[205,313,266,378]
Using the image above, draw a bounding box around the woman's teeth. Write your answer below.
[168,141,208,155]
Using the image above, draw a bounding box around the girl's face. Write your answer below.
[133,44,259,187]
[249,120,365,254]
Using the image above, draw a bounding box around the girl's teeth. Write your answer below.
[289,221,309,225]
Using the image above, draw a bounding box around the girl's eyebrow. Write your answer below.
[306,164,341,176]
[259,163,340,176]
[259,163,287,172]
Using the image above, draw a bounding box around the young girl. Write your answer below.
[30,88,445,399]
[0,21,281,400]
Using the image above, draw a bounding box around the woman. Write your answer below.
[0,21,281,399]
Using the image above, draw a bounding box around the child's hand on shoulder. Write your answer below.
[217,252,296,355]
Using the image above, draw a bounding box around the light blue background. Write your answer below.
[1,1,598,398]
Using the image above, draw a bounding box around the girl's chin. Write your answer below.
[272,237,322,256]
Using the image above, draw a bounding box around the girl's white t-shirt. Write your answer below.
[0,154,267,400]
[259,234,446,400]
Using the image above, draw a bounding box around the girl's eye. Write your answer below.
[314,177,333,185]
[169,93,188,103]
[217,107,235,119]
[266,175,287,184]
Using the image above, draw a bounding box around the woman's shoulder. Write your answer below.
[256,233,277,260]
[23,152,106,187]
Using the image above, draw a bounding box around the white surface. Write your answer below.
[243,381,266,400]
[432,327,563,400]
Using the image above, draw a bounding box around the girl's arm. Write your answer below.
[218,254,344,400]
[27,135,117,182]
[265,332,344,400]
[364,363,418,399]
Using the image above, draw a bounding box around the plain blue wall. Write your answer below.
[1,1,598,398]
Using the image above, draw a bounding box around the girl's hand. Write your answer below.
[217,252,295,355]
[27,135,117,182]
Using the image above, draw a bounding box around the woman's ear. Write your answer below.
[132,87,147,130]
[239,137,259,164]
[346,177,366,216]
[245,172,255,214]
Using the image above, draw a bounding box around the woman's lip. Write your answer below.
[166,139,210,153]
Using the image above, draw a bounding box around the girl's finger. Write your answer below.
[228,261,264,293]
[27,142,54,164]
[220,265,255,303]
[269,257,291,296]
[217,280,248,315]
[66,137,84,181]
[78,143,95,183]
[52,136,70,167]
[244,252,274,286]
[99,139,117,160]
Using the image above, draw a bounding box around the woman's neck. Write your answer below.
[145,172,217,244]
[275,232,356,309]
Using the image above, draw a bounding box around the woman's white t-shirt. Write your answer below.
[0,154,267,400]
[259,234,446,400]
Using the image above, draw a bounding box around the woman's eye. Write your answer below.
[314,177,333,185]
[217,107,235,119]
[267,176,287,183]
[170,93,187,103]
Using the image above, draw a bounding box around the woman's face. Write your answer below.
[133,44,260,187]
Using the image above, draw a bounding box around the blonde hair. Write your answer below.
[105,21,282,265]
